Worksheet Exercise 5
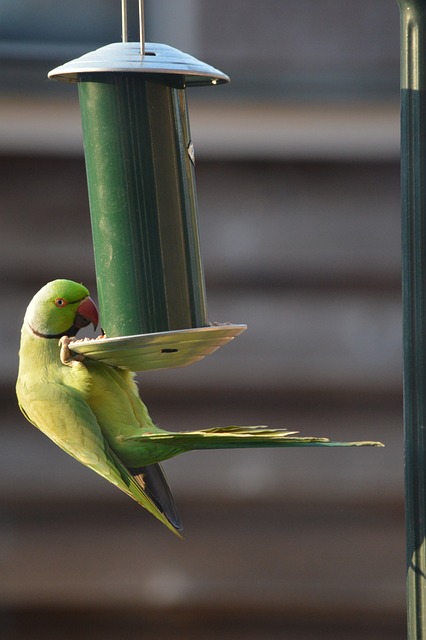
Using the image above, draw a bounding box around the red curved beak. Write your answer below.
[75,297,99,331]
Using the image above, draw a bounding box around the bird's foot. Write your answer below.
[59,336,85,366]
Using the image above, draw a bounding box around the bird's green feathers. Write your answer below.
[16,279,383,536]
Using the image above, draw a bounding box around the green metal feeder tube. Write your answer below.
[399,0,426,636]
[78,72,207,337]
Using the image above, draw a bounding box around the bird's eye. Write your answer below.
[55,298,67,307]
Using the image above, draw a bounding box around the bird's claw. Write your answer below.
[59,336,85,366]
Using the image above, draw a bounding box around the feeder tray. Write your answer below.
[70,324,247,372]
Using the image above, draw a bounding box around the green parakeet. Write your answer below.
[16,279,383,536]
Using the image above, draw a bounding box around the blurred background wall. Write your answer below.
[0,2,405,639]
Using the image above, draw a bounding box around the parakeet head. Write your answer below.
[24,279,99,339]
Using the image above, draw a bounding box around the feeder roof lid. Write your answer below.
[48,41,229,86]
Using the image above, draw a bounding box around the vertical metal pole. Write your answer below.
[399,1,426,636]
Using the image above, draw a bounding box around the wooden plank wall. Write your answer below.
[0,154,404,639]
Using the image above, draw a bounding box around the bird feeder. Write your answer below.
[48,0,246,372]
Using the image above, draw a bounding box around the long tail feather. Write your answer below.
[130,425,384,452]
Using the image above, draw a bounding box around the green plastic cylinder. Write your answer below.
[398,0,426,636]
[78,72,208,337]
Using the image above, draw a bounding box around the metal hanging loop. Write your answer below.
[121,0,145,55]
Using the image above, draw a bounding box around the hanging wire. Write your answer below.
[121,0,128,42]
[121,0,145,55]
[139,0,145,55]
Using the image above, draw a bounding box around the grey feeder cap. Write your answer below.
[48,41,230,86]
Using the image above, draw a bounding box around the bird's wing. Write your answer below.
[17,382,182,537]
[130,463,182,531]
